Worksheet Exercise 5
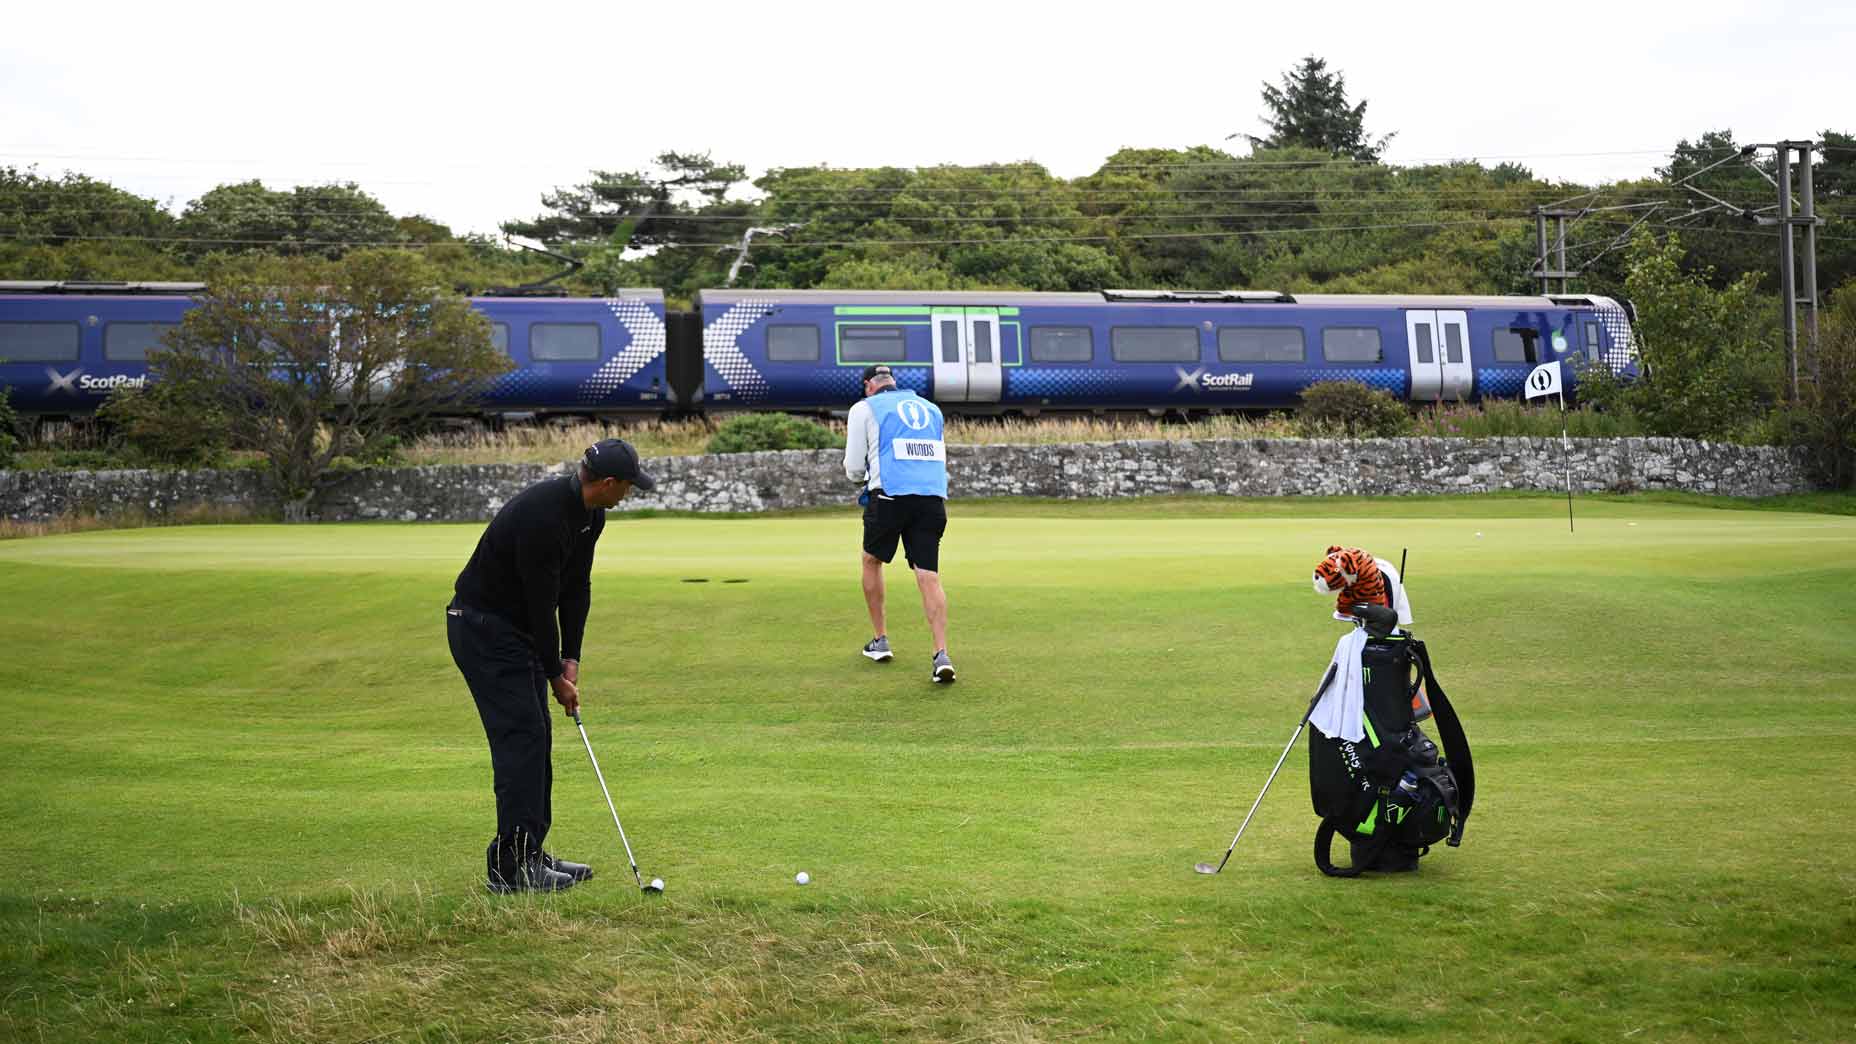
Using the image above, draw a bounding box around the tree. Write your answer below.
[505,151,747,245]
[138,250,510,519]
[175,180,403,259]
[1250,56,1393,162]
[0,166,176,242]
[1653,130,1775,290]
[1617,231,1782,439]
[1785,279,1856,487]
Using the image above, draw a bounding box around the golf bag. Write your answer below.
[1308,632,1474,877]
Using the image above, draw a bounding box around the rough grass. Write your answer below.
[395,415,1308,466]
[2,497,1854,1041]
[393,406,1652,468]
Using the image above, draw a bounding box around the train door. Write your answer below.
[1405,310,1472,402]
[930,307,1003,403]
[1404,311,1443,401]
[1436,310,1471,400]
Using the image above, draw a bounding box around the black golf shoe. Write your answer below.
[487,857,577,894]
[542,851,594,882]
[485,839,577,894]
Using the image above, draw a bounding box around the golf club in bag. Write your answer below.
[571,708,663,894]
[1194,661,1341,876]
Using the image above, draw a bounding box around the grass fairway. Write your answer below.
[2,494,1854,1042]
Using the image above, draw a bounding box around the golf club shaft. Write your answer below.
[1210,720,1311,873]
[574,711,644,888]
[1209,662,1340,873]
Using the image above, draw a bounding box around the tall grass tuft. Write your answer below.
[1410,400,1645,439]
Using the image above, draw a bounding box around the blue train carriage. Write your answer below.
[0,281,201,418]
[694,289,1006,410]
[472,288,671,414]
[696,287,1638,412]
[1031,290,1640,409]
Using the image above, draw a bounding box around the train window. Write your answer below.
[1443,324,1465,364]
[1492,328,1537,363]
[1029,326,1093,362]
[767,324,821,362]
[1321,327,1381,362]
[1584,321,1602,362]
[1412,323,1434,365]
[1219,326,1305,363]
[973,321,993,363]
[491,323,509,355]
[0,322,79,362]
[841,325,906,362]
[104,322,177,361]
[531,323,600,361]
[1111,326,1199,362]
[940,320,959,363]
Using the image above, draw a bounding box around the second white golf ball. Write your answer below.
[795,871,810,885]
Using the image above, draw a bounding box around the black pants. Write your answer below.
[447,601,552,864]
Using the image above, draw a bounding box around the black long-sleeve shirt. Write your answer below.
[453,475,605,678]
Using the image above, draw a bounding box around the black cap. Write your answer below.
[861,364,895,383]
[582,438,655,491]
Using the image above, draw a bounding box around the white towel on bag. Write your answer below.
[1308,628,1368,743]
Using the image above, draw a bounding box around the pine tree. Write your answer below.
[1251,56,1393,162]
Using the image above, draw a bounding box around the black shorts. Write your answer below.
[862,492,947,572]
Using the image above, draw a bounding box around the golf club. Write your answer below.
[572,708,663,894]
[1194,661,1340,876]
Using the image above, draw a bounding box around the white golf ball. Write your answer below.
[650,878,664,891]
[1475,532,1483,538]
[795,871,810,885]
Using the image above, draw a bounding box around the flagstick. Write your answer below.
[1559,388,1574,533]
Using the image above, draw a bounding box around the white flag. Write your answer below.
[1524,361,1563,400]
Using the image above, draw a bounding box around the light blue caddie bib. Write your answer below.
[868,389,947,498]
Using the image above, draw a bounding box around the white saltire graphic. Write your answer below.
[703,299,774,402]
[578,298,668,403]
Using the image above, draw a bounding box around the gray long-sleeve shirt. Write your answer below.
[843,396,883,490]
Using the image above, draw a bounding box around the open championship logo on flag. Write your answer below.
[1524,361,1563,400]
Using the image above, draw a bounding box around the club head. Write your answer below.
[1193,862,1221,875]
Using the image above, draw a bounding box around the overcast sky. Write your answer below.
[3,0,1849,238]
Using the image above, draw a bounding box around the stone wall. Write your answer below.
[0,437,1817,523]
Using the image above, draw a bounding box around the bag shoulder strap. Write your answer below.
[1410,639,1474,845]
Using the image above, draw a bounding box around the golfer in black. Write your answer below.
[448,438,653,893]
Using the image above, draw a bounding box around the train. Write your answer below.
[0,281,1637,420]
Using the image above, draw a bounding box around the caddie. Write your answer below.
[843,364,957,683]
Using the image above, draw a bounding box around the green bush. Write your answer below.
[0,388,18,469]
[97,382,231,468]
[1293,381,1412,438]
[44,449,123,470]
[1778,282,1856,487]
[706,413,844,454]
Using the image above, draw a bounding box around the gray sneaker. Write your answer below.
[862,635,893,662]
[931,650,956,684]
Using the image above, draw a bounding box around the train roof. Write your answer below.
[474,287,663,302]
[0,280,208,294]
[698,288,1595,310]
[0,282,665,304]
